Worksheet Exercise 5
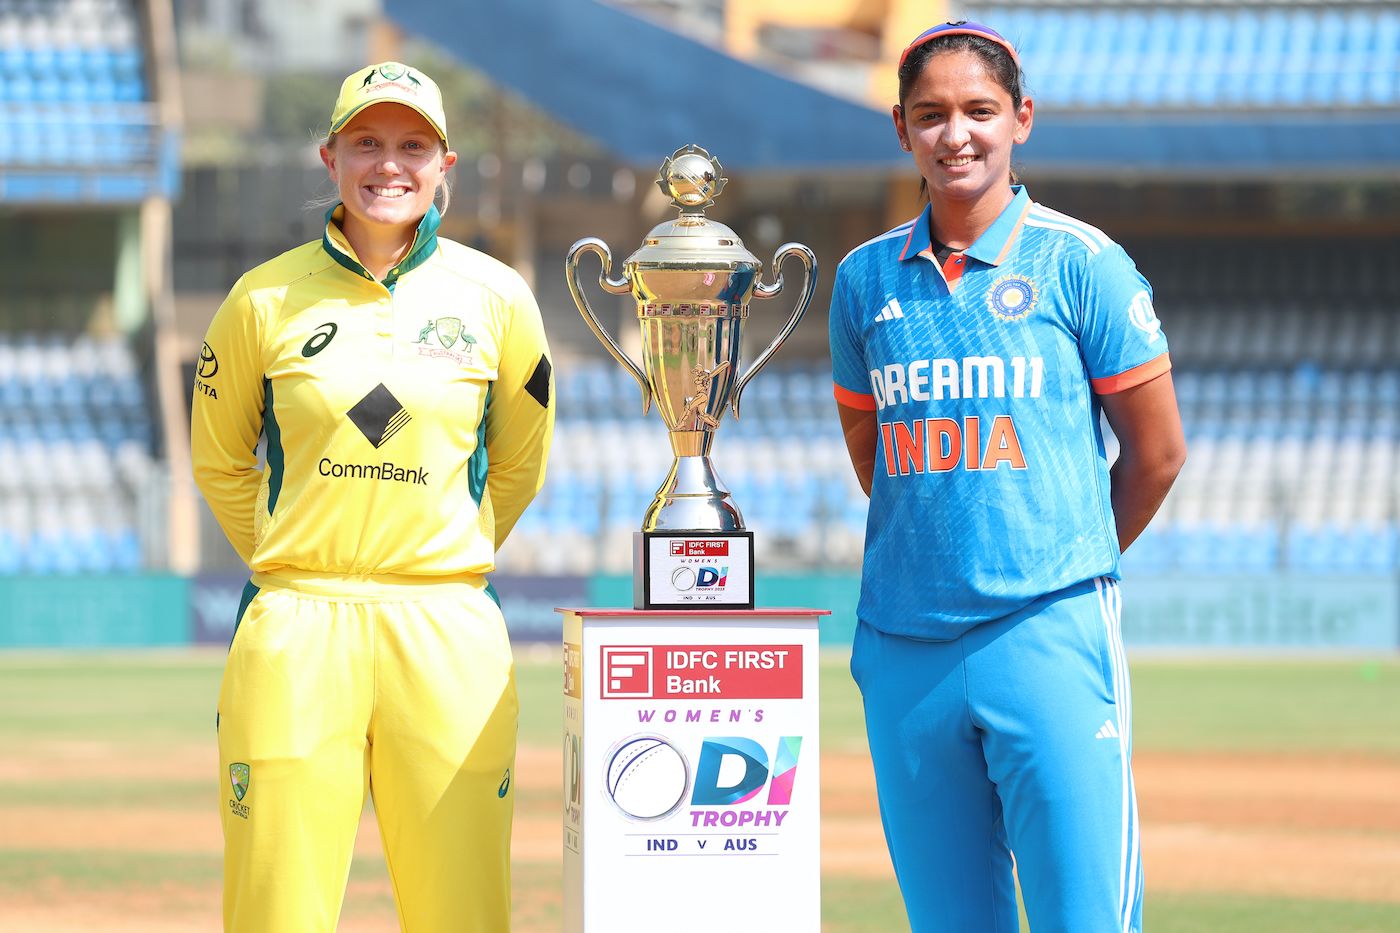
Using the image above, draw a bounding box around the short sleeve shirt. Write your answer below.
[829,186,1170,639]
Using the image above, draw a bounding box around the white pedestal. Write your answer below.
[558,608,827,933]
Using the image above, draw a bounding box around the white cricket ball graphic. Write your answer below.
[671,566,696,591]
[605,735,690,820]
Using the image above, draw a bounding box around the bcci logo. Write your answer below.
[987,275,1038,321]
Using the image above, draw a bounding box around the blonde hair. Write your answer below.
[311,131,454,216]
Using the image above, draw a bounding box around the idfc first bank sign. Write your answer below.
[560,609,824,933]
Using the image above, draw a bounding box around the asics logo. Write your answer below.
[302,322,338,357]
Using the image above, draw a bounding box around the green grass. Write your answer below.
[0,651,224,744]
[1132,659,1400,755]
[0,850,221,889]
[2,651,1398,932]
[1147,893,1400,932]
[5,651,1397,757]
[6,851,1395,933]
[0,779,213,808]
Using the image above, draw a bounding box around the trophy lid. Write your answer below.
[626,145,760,269]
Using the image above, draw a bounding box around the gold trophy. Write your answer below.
[566,145,816,608]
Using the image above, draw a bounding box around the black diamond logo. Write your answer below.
[347,384,411,448]
[525,355,552,407]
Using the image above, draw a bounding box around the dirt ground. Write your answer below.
[2,742,1398,931]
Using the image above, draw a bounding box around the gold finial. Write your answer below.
[656,144,727,213]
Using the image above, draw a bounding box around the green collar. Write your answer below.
[320,203,441,288]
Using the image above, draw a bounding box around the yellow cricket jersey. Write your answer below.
[191,204,553,578]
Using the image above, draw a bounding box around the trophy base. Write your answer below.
[633,530,755,610]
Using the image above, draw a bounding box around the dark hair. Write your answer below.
[897,33,1025,195]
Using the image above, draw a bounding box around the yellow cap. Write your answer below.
[329,62,448,144]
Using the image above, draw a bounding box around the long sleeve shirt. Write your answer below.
[191,205,554,578]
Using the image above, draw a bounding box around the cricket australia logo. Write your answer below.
[414,317,478,365]
[228,762,251,819]
[987,275,1038,321]
[361,62,421,91]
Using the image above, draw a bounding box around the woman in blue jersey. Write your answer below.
[829,22,1185,933]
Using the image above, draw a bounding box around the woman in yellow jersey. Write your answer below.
[191,62,554,932]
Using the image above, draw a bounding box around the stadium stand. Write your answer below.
[980,4,1400,110]
[0,0,172,575]
[0,0,176,202]
[436,0,1400,579]
[500,328,1400,578]
[0,333,153,574]
[6,0,1388,583]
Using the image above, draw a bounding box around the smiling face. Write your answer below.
[319,102,457,245]
[893,49,1033,213]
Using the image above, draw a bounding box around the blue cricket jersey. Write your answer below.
[829,186,1170,639]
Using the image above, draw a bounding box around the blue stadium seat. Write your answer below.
[110,528,143,573]
[0,530,21,574]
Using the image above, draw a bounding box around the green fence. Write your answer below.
[0,575,190,648]
[0,573,1394,650]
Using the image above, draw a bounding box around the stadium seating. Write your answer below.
[0,333,153,574]
[978,4,1400,110]
[0,0,166,201]
[492,347,1400,578]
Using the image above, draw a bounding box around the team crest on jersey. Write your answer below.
[414,317,478,364]
[228,762,251,818]
[987,275,1038,321]
[230,762,250,801]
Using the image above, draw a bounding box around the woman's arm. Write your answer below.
[837,402,879,498]
[1099,371,1187,552]
[190,278,265,564]
[483,274,555,548]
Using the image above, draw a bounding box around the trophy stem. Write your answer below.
[642,455,744,532]
[668,430,714,458]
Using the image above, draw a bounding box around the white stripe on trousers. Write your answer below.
[1096,577,1139,933]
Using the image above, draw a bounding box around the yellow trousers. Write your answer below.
[218,571,517,932]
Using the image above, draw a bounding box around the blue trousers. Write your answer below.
[852,577,1142,933]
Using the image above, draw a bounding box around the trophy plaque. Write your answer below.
[566,144,817,609]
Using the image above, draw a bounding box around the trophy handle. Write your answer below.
[565,237,652,415]
[732,242,817,420]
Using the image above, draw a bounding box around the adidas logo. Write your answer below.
[873,298,905,323]
[1095,719,1120,740]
